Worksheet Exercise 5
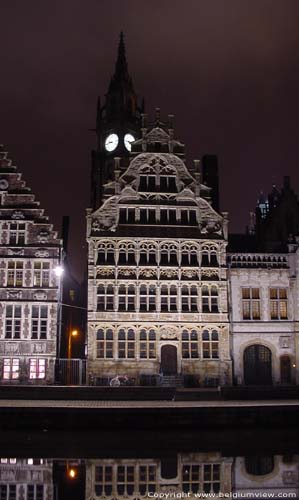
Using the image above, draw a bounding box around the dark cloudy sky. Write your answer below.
[1,0,299,280]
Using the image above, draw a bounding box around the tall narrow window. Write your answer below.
[95,465,113,496]
[31,306,48,339]
[139,285,156,312]
[118,285,135,312]
[140,329,156,358]
[160,285,177,312]
[5,305,21,339]
[34,262,50,287]
[182,329,199,358]
[270,288,287,319]
[202,286,218,313]
[181,286,198,312]
[96,328,113,358]
[117,465,135,496]
[7,261,23,287]
[202,329,219,359]
[242,288,261,320]
[118,329,135,359]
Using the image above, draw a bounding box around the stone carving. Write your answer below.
[33,291,47,300]
[35,250,50,258]
[5,343,19,354]
[6,291,22,299]
[182,269,198,278]
[92,196,118,232]
[160,326,179,340]
[97,268,115,276]
[11,211,25,220]
[37,231,50,243]
[282,470,298,486]
[7,249,24,256]
[279,336,291,348]
[139,269,156,278]
[0,179,8,190]
[201,269,219,278]
[160,269,177,278]
[32,343,47,354]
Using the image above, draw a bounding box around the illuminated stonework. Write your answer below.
[0,145,62,384]
[86,120,232,386]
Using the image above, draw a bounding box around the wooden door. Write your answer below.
[161,345,177,375]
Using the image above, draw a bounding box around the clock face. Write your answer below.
[124,133,135,151]
[105,133,119,152]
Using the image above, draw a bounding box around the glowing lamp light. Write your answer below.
[54,265,64,278]
[68,468,77,479]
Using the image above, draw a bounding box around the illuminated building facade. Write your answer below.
[0,145,62,384]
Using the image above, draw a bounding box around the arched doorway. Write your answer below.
[161,345,177,375]
[243,345,272,385]
[280,355,291,384]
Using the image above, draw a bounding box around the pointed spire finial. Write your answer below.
[114,31,128,80]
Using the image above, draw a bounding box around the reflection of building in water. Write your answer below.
[233,455,299,498]
[85,453,232,499]
[0,458,53,499]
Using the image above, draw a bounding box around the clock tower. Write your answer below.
[91,32,144,209]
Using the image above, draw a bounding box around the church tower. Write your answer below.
[91,32,144,209]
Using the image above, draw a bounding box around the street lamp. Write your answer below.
[54,264,64,361]
[67,329,78,385]
[68,329,78,360]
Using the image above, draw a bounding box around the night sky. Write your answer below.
[1,0,299,280]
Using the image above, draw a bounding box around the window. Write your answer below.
[8,222,26,245]
[160,249,178,266]
[182,330,199,358]
[202,330,219,359]
[3,358,19,380]
[97,285,114,311]
[118,249,136,266]
[139,285,156,312]
[33,262,50,287]
[160,285,177,312]
[0,485,16,500]
[139,175,156,192]
[97,247,115,265]
[29,359,46,379]
[139,464,157,495]
[160,209,177,225]
[202,286,218,313]
[270,288,287,319]
[7,261,23,287]
[203,464,221,493]
[242,288,261,320]
[5,305,21,339]
[139,250,157,266]
[31,306,48,339]
[95,465,113,496]
[140,208,156,224]
[201,251,219,266]
[96,329,114,359]
[181,286,198,312]
[140,329,156,358]
[118,329,135,358]
[244,456,274,476]
[27,485,44,500]
[118,285,135,312]
[117,465,135,496]
[160,175,177,192]
[119,207,135,224]
[181,251,198,266]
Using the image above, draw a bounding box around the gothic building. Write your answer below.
[0,145,62,384]
[86,35,232,386]
[0,458,54,499]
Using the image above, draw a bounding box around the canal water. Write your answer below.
[0,428,298,499]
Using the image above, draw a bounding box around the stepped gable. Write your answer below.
[0,145,60,245]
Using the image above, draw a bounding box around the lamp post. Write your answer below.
[67,329,78,385]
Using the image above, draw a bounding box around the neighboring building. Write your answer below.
[86,35,232,386]
[0,458,54,499]
[85,454,233,498]
[0,145,62,384]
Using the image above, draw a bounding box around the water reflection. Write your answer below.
[0,453,298,499]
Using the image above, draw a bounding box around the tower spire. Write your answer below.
[114,31,128,81]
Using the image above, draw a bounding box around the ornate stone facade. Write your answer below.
[86,120,232,386]
[0,145,62,384]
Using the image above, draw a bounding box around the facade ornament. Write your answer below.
[37,231,50,243]
[7,249,24,256]
[33,291,47,300]
[11,210,25,219]
[35,250,50,258]
[6,291,22,299]
[0,179,9,190]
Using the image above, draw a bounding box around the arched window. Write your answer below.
[140,329,156,358]
[202,329,219,359]
[245,456,274,476]
[96,328,113,358]
[182,329,199,358]
[118,329,135,359]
